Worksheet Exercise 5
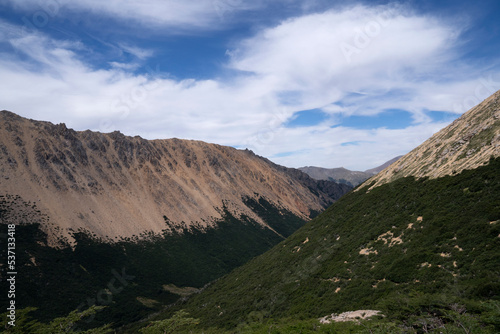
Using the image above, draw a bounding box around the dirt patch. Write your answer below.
[324,277,341,283]
[359,247,378,255]
[372,278,386,288]
[389,235,403,247]
[319,310,382,324]
[136,296,159,308]
[162,284,200,297]
[377,231,403,247]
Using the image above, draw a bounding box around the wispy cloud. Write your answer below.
[228,5,463,112]
[3,0,259,32]
[117,43,154,60]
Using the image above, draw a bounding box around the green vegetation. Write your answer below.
[0,306,111,333]
[150,157,500,333]
[2,153,499,333]
[139,310,199,334]
[131,301,500,333]
[3,303,499,333]
[0,197,307,331]
[243,196,308,237]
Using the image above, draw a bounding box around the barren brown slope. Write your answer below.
[0,111,349,242]
[364,89,500,190]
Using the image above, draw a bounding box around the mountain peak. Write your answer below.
[365,89,500,189]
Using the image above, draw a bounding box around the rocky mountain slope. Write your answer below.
[0,110,351,329]
[149,90,500,333]
[365,90,500,189]
[0,110,349,242]
[299,156,401,187]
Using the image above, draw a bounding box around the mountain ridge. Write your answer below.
[0,110,350,243]
[364,90,500,189]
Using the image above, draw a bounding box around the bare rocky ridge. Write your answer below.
[0,110,349,242]
[363,89,500,190]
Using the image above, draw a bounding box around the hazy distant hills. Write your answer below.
[161,91,500,333]
[364,155,403,174]
[299,156,402,187]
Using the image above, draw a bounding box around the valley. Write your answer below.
[1,2,500,332]
[0,111,350,329]
[130,89,500,333]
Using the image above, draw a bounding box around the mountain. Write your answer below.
[0,110,351,328]
[0,110,350,242]
[299,156,402,187]
[298,166,372,187]
[152,90,500,333]
[366,90,500,189]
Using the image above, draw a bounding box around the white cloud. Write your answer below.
[251,122,450,170]
[109,62,141,70]
[1,5,499,170]
[228,5,462,111]
[117,44,154,60]
[4,0,259,31]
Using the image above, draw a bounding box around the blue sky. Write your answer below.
[0,0,499,170]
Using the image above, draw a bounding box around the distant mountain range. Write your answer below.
[299,156,402,187]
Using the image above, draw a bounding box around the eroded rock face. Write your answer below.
[0,110,351,242]
[364,89,500,190]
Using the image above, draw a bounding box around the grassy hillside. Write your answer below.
[149,157,500,333]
